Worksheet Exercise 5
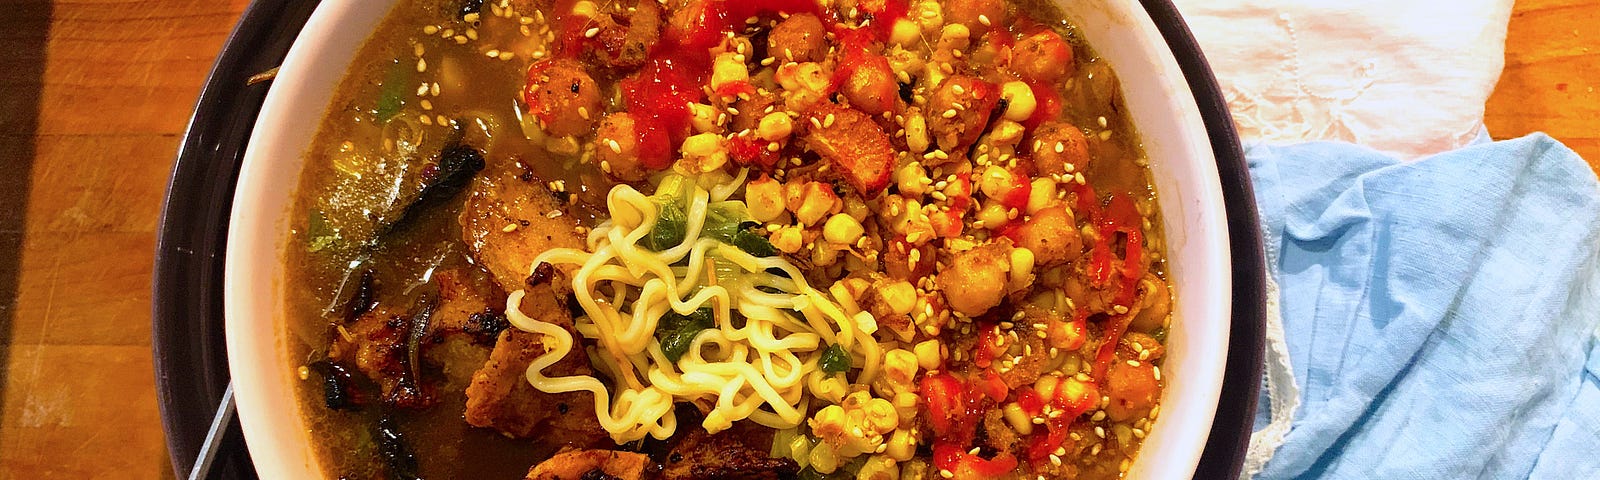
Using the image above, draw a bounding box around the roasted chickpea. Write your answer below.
[768,13,829,63]
[939,243,1011,316]
[942,0,1006,37]
[1104,360,1160,422]
[1015,205,1082,266]
[594,113,648,182]
[1011,29,1074,84]
[523,59,602,138]
[927,76,996,153]
[1030,121,1091,176]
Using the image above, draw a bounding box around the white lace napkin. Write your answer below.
[1174,0,1514,159]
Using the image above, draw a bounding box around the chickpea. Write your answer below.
[1031,121,1091,176]
[938,243,1011,317]
[942,0,1006,37]
[768,13,828,63]
[595,113,647,181]
[1011,29,1074,84]
[523,59,602,138]
[927,76,995,153]
[1105,361,1160,422]
[1016,206,1082,267]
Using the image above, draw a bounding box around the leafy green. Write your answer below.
[644,200,688,251]
[704,203,777,257]
[819,344,851,373]
[656,307,715,363]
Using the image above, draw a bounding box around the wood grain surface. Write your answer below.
[1485,0,1600,170]
[0,1,1592,479]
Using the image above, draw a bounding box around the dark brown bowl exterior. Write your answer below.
[151,1,320,478]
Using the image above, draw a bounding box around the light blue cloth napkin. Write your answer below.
[1244,133,1600,479]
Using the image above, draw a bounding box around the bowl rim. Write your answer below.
[152,1,1264,478]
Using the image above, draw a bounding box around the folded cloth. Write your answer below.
[1243,134,1600,479]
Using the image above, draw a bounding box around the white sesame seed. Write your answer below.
[584,27,600,38]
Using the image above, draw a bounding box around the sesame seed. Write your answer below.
[454,35,469,44]
[420,99,433,110]
[486,49,501,58]
[423,25,439,35]
[466,28,479,41]
[942,109,958,118]
[416,58,427,72]
[979,14,992,26]
[1098,116,1109,128]
[464,12,481,23]
[579,107,590,120]
[584,27,600,38]
[607,139,622,153]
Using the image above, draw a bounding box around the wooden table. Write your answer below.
[0,0,1593,478]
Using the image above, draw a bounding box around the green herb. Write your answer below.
[644,200,687,251]
[705,204,776,257]
[374,60,410,123]
[819,344,851,373]
[307,210,339,252]
[656,307,714,363]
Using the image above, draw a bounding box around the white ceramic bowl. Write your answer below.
[225,1,1235,478]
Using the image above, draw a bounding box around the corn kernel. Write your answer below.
[758,112,794,141]
[810,443,841,474]
[890,18,921,46]
[978,165,1014,199]
[1026,177,1057,214]
[1000,81,1036,122]
[681,132,723,158]
[1002,402,1035,435]
[771,226,804,254]
[824,213,866,244]
[794,182,838,226]
[1010,248,1035,286]
[895,161,928,196]
[747,176,785,222]
[710,52,750,93]
[859,453,902,480]
[914,340,943,370]
[977,202,1010,229]
[905,112,930,153]
[884,349,919,390]
[689,103,720,133]
[881,280,917,316]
